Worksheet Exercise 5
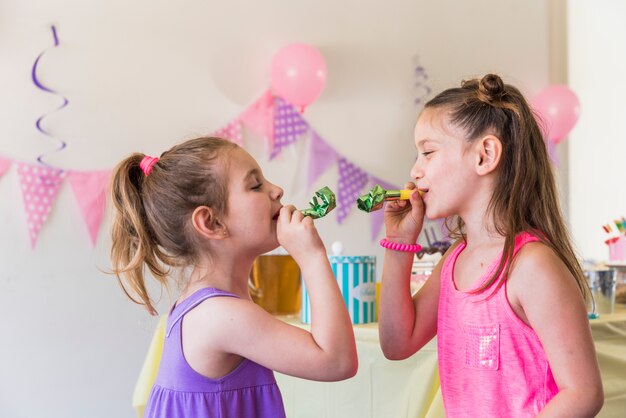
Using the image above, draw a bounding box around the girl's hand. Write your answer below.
[276,205,325,262]
[383,181,425,243]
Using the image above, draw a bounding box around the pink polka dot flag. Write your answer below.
[337,157,369,224]
[0,156,11,177]
[211,118,243,146]
[271,97,309,160]
[17,163,66,248]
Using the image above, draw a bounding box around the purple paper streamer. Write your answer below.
[32,25,68,167]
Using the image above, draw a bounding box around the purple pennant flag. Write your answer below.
[271,97,309,160]
[307,130,338,190]
[369,177,399,241]
[336,157,369,224]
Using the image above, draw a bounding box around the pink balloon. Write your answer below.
[532,85,580,144]
[270,43,327,112]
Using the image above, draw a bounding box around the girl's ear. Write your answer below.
[475,134,502,176]
[191,206,228,239]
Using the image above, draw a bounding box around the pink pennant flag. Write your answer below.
[240,90,275,143]
[336,157,369,224]
[211,118,243,146]
[369,177,399,241]
[307,130,338,190]
[68,170,111,247]
[0,156,12,177]
[17,163,66,249]
[270,97,309,160]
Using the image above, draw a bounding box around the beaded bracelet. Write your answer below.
[379,238,422,253]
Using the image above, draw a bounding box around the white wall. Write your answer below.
[568,0,626,262]
[0,1,550,417]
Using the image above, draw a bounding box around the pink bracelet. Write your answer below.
[379,238,422,252]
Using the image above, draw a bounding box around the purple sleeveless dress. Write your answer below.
[144,287,286,418]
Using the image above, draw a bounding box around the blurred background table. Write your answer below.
[134,308,625,418]
[275,321,443,418]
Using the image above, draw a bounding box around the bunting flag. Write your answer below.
[211,118,243,146]
[369,177,399,241]
[307,130,338,191]
[17,163,66,248]
[0,157,11,177]
[68,170,111,247]
[240,90,275,144]
[270,97,309,160]
[336,157,369,224]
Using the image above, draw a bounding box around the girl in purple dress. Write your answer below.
[110,137,358,418]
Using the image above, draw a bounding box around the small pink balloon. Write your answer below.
[532,85,580,144]
[270,43,327,112]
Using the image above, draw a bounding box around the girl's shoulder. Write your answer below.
[508,240,579,303]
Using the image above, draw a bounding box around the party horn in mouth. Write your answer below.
[300,186,337,219]
[356,184,421,212]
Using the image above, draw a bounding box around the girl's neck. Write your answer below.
[460,212,505,250]
[182,257,254,300]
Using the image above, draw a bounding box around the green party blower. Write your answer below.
[356,184,421,213]
[300,186,337,219]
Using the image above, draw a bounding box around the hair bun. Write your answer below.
[478,74,505,101]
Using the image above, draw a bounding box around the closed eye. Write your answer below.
[252,183,263,190]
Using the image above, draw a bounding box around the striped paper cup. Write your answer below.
[302,255,376,324]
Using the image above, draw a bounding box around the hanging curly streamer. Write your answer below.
[413,55,431,107]
[31,25,68,166]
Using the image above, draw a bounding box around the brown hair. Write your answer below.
[109,137,238,313]
[425,74,589,302]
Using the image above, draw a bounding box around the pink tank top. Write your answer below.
[437,232,559,417]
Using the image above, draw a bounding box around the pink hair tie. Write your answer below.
[379,238,422,253]
[140,156,159,176]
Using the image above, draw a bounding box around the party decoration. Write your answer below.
[300,186,336,219]
[307,130,339,190]
[240,90,275,141]
[270,43,327,112]
[32,25,69,165]
[68,170,111,246]
[271,97,309,159]
[0,157,11,177]
[368,178,397,241]
[17,163,66,248]
[413,55,431,106]
[532,85,580,144]
[336,158,369,224]
[4,48,436,248]
[211,118,243,146]
[356,184,417,213]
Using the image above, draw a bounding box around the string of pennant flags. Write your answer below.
[0,90,410,249]
[1,26,443,249]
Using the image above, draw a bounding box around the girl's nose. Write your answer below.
[271,183,284,200]
[410,159,423,180]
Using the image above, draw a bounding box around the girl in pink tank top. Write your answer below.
[378,74,603,417]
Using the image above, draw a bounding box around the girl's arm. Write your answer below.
[378,250,441,359]
[510,243,603,417]
[208,257,358,381]
[212,205,357,381]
